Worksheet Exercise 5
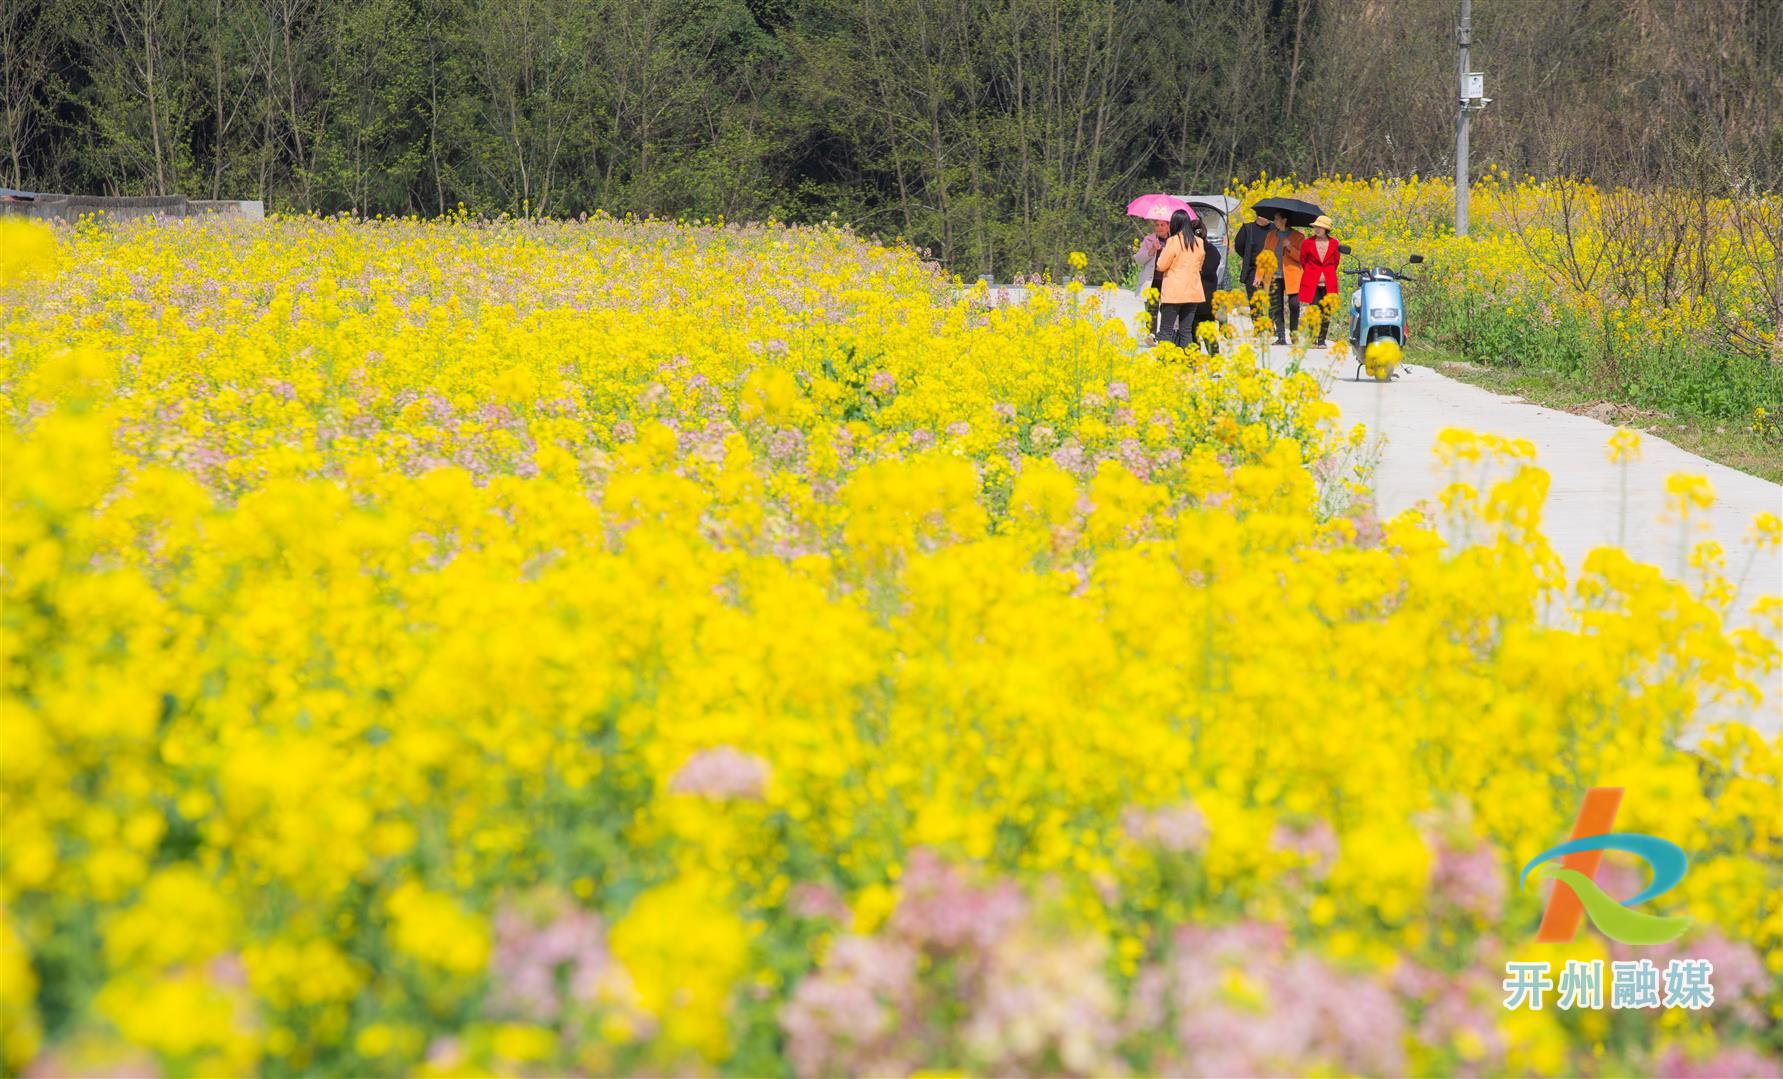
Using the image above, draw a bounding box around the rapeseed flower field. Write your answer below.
[1,215,1778,1077]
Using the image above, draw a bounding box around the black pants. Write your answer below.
[1269,279,1300,343]
[1306,284,1329,345]
[1158,302,1195,348]
[1192,300,1218,354]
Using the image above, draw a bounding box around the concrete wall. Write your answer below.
[0,195,264,223]
[189,199,265,221]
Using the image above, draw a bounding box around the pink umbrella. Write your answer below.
[1127,193,1197,222]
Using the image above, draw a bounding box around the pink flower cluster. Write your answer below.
[1121,801,1209,854]
[1271,817,1339,879]
[1394,955,1507,1075]
[1428,839,1506,922]
[667,745,771,800]
[891,847,1027,955]
[781,934,923,1076]
[780,849,1118,1077]
[1624,929,1772,1028]
[1127,922,1407,1077]
[1654,1046,1782,1079]
[488,887,638,1028]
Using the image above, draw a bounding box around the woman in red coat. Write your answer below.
[1297,215,1341,347]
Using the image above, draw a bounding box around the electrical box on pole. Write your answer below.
[1456,0,1472,236]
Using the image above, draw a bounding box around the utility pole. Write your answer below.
[1456,0,1472,236]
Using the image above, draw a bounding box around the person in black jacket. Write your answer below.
[1232,207,1270,300]
[1191,216,1223,353]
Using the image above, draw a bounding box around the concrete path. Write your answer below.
[1266,342,1782,584]
[1055,287,1779,582]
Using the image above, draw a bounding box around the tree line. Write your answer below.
[5,0,1781,277]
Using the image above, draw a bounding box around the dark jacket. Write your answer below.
[1233,220,1269,294]
[1199,239,1224,298]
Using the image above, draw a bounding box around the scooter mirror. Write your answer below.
[1337,243,1352,255]
[1408,254,1425,264]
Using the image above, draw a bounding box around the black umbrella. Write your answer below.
[1252,196,1322,228]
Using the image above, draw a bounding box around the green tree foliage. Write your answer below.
[11,0,1783,276]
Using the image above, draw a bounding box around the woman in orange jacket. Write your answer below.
[1297,215,1341,347]
[1153,208,1205,349]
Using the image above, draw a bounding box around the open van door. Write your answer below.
[1175,194,1239,288]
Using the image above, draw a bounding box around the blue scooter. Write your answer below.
[1339,246,1424,381]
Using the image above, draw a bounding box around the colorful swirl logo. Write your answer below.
[1520,787,1690,946]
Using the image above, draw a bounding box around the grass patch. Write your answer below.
[1412,346,1783,484]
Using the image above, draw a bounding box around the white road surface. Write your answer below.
[1273,343,1782,584]
[1054,287,1780,582]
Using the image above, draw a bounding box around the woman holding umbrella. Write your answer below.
[1153,208,1204,349]
[1251,196,1320,346]
[1127,193,1195,337]
[1134,217,1169,333]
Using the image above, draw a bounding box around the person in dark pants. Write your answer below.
[1297,215,1342,347]
[1254,210,1304,346]
[1232,207,1270,300]
[1154,208,1205,349]
[1191,216,1223,353]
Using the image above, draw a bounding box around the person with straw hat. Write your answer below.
[1297,215,1342,347]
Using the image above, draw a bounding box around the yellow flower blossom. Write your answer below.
[0,215,1775,1077]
